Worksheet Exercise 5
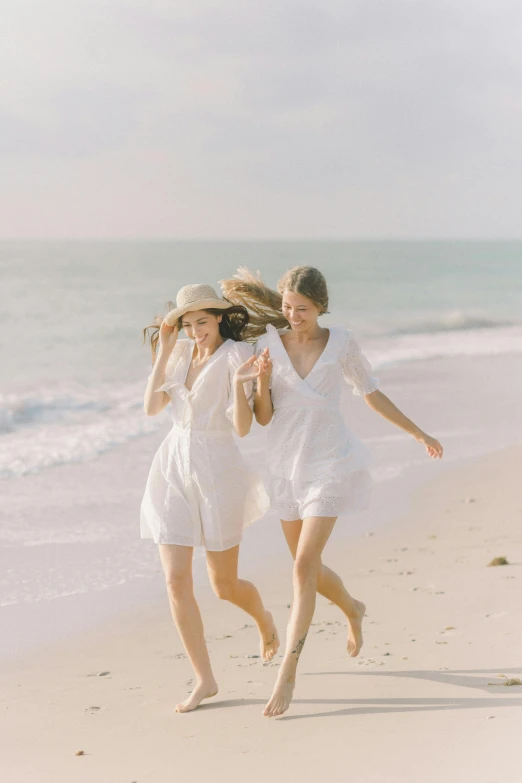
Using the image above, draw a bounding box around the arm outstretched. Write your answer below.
[364,390,443,459]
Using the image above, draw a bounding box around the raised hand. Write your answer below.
[234,355,262,384]
[255,347,273,382]
[158,320,179,354]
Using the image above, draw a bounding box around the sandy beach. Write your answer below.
[2,444,522,783]
[3,0,522,773]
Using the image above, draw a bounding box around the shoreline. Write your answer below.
[2,445,522,782]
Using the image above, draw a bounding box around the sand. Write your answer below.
[2,446,522,783]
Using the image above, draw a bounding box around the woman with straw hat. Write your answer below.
[141,283,278,713]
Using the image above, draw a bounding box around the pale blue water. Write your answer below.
[2,240,521,389]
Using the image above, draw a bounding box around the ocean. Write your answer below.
[1,240,522,655]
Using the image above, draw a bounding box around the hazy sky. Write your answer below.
[2,0,522,238]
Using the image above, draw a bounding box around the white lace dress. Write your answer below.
[255,324,379,520]
[140,339,269,550]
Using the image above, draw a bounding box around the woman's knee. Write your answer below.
[293,555,320,587]
[164,569,192,600]
[210,575,237,601]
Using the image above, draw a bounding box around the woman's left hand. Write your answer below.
[415,432,444,459]
[234,355,261,384]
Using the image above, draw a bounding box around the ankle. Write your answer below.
[277,670,296,686]
[196,674,216,686]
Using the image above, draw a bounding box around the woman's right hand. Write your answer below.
[255,347,273,382]
[158,320,179,354]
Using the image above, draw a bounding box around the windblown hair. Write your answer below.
[143,304,249,363]
[220,265,329,340]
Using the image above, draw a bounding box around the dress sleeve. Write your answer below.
[154,340,190,395]
[341,331,379,396]
[225,341,255,421]
[254,333,269,358]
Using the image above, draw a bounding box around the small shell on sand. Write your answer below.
[75,750,85,756]
[488,557,509,566]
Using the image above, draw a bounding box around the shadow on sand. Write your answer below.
[196,666,522,721]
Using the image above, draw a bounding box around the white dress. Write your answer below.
[255,324,379,521]
[140,339,269,550]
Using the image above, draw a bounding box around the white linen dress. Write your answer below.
[255,324,379,521]
[140,339,269,550]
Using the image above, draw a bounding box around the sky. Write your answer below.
[2,0,522,239]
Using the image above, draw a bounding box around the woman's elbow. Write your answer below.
[144,400,161,416]
[234,417,252,437]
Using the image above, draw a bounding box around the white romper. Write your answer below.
[255,324,379,521]
[140,339,269,550]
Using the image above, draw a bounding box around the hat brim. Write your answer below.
[164,298,231,326]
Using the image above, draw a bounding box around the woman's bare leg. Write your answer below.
[159,544,218,713]
[264,516,337,718]
[281,519,366,656]
[206,545,279,662]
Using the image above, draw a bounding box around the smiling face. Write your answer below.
[281,290,321,332]
[180,310,222,348]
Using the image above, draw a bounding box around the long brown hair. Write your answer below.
[143,303,249,363]
[220,265,329,339]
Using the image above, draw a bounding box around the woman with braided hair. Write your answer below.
[221,266,443,717]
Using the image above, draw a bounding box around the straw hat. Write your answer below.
[164,284,231,326]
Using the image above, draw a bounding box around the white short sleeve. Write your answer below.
[154,340,191,394]
[341,332,379,396]
[254,333,269,358]
[225,341,255,421]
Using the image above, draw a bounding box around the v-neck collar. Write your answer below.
[182,338,231,392]
[274,326,332,382]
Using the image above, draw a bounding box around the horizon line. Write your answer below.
[1,236,522,243]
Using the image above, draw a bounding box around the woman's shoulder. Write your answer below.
[322,327,370,366]
[331,325,363,342]
[256,324,289,348]
[226,339,254,365]
[254,331,269,350]
[325,326,354,355]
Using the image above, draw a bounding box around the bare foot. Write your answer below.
[346,600,366,657]
[175,679,218,713]
[263,677,295,717]
[260,611,280,662]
